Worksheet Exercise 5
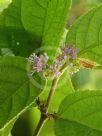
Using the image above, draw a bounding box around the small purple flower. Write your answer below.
[71,47,78,59]
[55,55,64,68]
[50,56,62,78]
[61,47,71,55]
[33,53,49,72]
[33,55,39,66]
[50,55,63,78]
[55,60,61,68]
[40,53,49,68]
[61,45,78,59]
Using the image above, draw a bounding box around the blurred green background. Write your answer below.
[0,0,102,136]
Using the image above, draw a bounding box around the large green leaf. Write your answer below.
[54,119,102,136]
[57,91,102,131]
[21,0,72,57]
[0,0,40,57]
[66,4,102,65]
[0,57,45,136]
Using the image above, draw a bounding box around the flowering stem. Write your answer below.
[32,45,78,136]
[33,63,67,136]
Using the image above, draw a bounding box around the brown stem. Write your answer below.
[33,113,47,136]
[33,78,58,136]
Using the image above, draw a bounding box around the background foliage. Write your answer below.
[0,0,102,136]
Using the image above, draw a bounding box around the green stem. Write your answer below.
[46,78,59,112]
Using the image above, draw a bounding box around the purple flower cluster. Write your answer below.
[61,45,77,59]
[32,53,49,72]
[49,55,64,78]
[50,45,78,78]
[30,45,78,78]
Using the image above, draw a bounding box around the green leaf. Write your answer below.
[57,91,102,131]
[0,0,40,57]
[21,0,49,42]
[50,71,74,111]
[66,4,102,65]
[0,27,39,57]
[0,119,16,136]
[0,0,11,12]
[1,48,15,56]
[71,68,91,90]
[0,0,22,28]
[54,119,102,136]
[21,0,72,57]
[0,57,46,136]
[40,71,74,112]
